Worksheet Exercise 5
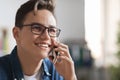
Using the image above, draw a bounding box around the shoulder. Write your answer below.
[0,54,11,72]
[0,54,10,66]
[0,54,10,65]
[0,54,11,79]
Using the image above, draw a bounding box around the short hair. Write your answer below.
[15,0,56,28]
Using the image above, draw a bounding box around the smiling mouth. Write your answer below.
[35,43,51,49]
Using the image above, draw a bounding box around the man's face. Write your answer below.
[14,9,57,60]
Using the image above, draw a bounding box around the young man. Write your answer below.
[0,0,77,80]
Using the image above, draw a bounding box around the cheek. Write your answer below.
[33,35,40,39]
[19,31,34,45]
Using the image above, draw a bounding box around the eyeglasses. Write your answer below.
[22,23,61,37]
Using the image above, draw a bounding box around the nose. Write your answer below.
[40,29,50,40]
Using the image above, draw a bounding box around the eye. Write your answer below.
[49,28,57,33]
[31,24,44,32]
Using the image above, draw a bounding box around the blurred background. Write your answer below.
[0,0,120,80]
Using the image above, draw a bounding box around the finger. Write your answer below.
[57,43,72,58]
[54,47,72,59]
[51,38,59,47]
[51,38,69,50]
[55,56,74,65]
[56,42,68,49]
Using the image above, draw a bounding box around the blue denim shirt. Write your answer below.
[0,46,64,80]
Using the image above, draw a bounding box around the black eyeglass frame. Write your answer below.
[21,23,61,37]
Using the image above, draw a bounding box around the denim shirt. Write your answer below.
[0,46,64,80]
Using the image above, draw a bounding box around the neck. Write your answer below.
[17,48,43,76]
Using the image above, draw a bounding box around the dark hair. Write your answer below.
[15,0,56,28]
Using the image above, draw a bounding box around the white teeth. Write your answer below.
[38,44,48,47]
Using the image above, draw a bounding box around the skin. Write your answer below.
[13,9,77,80]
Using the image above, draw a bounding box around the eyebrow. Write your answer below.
[31,22,56,28]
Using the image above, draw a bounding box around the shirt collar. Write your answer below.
[42,58,51,76]
[9,46,24,79]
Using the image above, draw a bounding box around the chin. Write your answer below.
[39,52,49,58]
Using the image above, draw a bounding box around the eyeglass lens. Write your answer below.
[31,23,60,37]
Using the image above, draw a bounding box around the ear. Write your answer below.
[12,27,20,41]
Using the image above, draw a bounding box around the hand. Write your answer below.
[50,39,77,80]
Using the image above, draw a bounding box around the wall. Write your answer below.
[0,0,27,54]
[55,0,85,42]
[102,0,120,66]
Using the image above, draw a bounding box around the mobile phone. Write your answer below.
[48,46,59,64]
